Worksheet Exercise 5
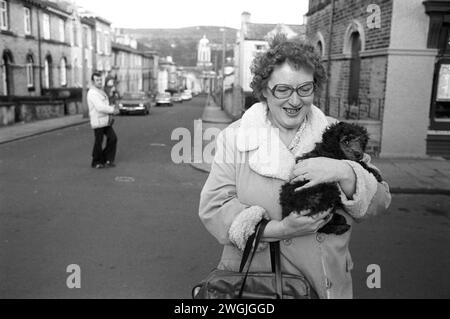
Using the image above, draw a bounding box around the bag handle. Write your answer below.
[270,241,283,299]
[237,219,284,299]
[238,219,269,298]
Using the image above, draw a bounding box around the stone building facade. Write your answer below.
[112,32,158,95]
[0,0,73,96]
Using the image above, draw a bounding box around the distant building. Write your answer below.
[197,35,212,69]
[234,11,306,108]
[112,30,158,94]
[158,56,177,93]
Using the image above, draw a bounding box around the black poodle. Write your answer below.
[279,122,382,235]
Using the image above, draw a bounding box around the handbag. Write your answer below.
[192,219,319,299]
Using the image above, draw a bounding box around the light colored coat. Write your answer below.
[87,87,115,129]
[199,102,391,299]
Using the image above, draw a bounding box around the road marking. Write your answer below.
[150,143,167,147]
[115,176,135,183]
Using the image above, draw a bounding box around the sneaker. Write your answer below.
[105,161,116,168]
[92,163,105,169]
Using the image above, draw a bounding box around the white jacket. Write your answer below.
[87,87,115,129]
[199,102,391,299]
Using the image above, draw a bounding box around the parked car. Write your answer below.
[118,92,152,115]
[171,93,183,103]
[156,92,173,106]
[181,90,192,101]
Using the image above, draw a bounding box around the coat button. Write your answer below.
[316,233,325,243]
[283,239,292,245]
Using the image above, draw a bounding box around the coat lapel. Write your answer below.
[236,102,329,181]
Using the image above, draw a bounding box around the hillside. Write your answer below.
[122,26,237,67]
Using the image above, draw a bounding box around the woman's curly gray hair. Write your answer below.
[250,33,327,102]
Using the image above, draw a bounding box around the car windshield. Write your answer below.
[123,92,145,99]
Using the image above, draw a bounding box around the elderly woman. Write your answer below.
[198,35,391,299]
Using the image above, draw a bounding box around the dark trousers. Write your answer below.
[92,126,117,166]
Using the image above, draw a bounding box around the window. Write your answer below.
[317,41,323,57]
[82,25,88,48]
[96,30,102,53]
[60,58,67,86]
[348,32,362,105]
[73,23,79,46]
[68,21,73,45]
[26,55,34,88]
[1,51,13,95]
[87,28,92,49]
[104,32,109,55]
[58,19,65,42]
[44,56,52,88]
[0,0,8,30]
[72,58,78,86]
[24,7,31,35]
[43,13,50,39]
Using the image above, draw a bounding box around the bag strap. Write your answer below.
[238,219,269,298]
[270,241,283,299]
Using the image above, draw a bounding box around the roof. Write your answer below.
[36,0,72,17]
[78,8,112,25]
[244,23,306,41]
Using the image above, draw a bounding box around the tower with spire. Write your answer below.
[196,35,212,68]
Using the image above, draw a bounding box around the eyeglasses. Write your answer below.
[268,81,316,99]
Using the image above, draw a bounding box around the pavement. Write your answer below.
[1,104,450,195]
[0,114,89,144]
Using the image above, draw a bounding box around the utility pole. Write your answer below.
[221,27,226,110]
[37,7,43,95]
[82,25,88,118]
[325,0,336,116]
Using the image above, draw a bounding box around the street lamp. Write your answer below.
[81,25,88,118]
[220,27,226,110]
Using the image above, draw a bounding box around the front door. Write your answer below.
[429,25,450,131]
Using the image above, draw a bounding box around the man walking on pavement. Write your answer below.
[87,71,119,169]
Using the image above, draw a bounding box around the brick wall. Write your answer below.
[307,0,392,104]
[307,0,393,155]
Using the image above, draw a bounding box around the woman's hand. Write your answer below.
[290,157,355,192]
[263,209,332,241]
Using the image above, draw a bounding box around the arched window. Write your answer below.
[44,55,52,88]
[315,32,326,58]
[60,57,67,87]
[348,32,362,105]
[317,41,323,57]
[2,50,14,95]
[26,54,34,88]
[73,57,79,86]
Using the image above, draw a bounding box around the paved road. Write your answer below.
[0,96,221,298]
[1,96,449,298]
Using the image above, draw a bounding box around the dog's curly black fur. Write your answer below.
[279,122,382,235]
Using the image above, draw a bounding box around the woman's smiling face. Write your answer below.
[263,62,315,131]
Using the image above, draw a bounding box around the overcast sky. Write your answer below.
[73,0,309,29]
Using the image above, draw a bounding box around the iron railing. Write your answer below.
[315,97,384,121]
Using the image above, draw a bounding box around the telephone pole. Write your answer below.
[221,27,226,110]
[82,25,88,118]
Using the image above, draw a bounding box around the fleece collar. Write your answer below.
[236,102,329,181]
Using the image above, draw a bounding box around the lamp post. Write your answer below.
[81,25,88,118]
[220,27,226,110]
